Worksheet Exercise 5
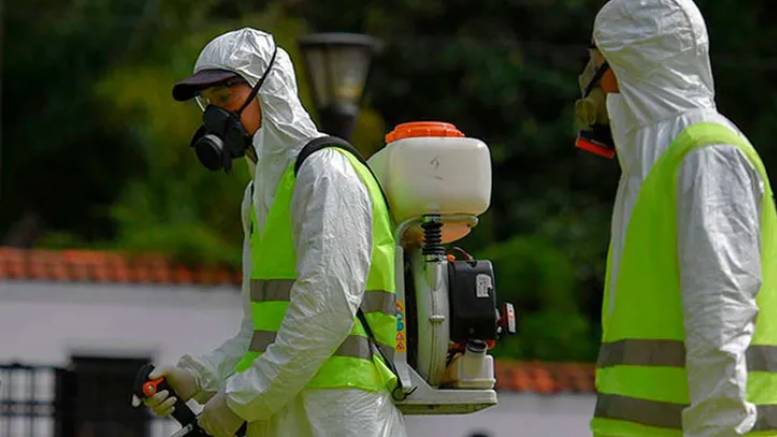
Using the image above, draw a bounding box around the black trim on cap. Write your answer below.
[172,69,240,101]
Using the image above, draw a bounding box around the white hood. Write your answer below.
[593,0,722,172]
[194,28,324,225]
[594,0,715,127]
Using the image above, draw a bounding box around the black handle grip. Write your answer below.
[133,364,247,437]
[133,364,206,435]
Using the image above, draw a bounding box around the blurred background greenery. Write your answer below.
[3,0,777,362]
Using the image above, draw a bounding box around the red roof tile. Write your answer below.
[495,360,595,394]
[0,247,240,286]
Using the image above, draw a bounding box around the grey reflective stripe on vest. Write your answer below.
[361,290,396,316]
[335,335,373,359]
[598,339,777,371]
[595,393,684,429]
[596,393,777,431]
[754,405,777,431]
[748,345,777,372]
[249,330,393,361]
[249,330,277,352]
[597,339,686,368]
[250,279,294,302]
[250,279,395,317]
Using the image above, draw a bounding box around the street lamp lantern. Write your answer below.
[298,33,381,140]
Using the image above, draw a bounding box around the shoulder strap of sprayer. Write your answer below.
[294,135,390,207]
[295,136,406,400]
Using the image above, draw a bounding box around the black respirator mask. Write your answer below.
[190,47,278,172]
[574,57,616,159]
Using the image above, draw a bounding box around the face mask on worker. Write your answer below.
[189,47,278,172]
[574,52,616,159]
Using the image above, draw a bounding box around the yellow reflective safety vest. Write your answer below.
[233,146,397,392]
[592,123,777,436]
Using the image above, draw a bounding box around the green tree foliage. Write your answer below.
[3,0,777,360]
[3,0,147,240]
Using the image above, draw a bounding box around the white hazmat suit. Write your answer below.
[177,28,406,437]
[594,1,764,435]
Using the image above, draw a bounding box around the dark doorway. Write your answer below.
[56,356,150,437]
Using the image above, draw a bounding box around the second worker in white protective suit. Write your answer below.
[574,1,777,436]
[138,28,407,437]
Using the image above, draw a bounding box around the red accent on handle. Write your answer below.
[575,136,616,159]
[143,378,164,398]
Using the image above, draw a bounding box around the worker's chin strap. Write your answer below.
[295,136,410,401]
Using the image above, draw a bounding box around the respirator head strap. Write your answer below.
[236,45,278,115]
[583,61,610,97]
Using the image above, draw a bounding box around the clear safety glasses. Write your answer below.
[195,78,248,111]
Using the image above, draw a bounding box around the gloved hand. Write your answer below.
[131,366,199,416]
[197,391,244,437]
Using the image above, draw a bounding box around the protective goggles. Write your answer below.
[195,77,249,111]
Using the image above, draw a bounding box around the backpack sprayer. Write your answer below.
[369,122,515,414]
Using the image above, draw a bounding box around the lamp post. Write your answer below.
[298,33,381,141]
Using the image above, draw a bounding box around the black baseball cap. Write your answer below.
[172,68,241,101]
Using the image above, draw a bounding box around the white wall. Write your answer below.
[0,280,244,366]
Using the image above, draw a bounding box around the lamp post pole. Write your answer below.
[298,33,381,141]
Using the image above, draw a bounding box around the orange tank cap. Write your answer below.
[385,121,465,144]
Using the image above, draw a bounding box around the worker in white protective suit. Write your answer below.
[576,1,777,436]
[134,28,406,437]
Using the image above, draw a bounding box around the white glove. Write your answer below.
[131,366,199,416]
[198,391,244,437]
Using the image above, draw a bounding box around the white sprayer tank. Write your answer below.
[368,122,492,243]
